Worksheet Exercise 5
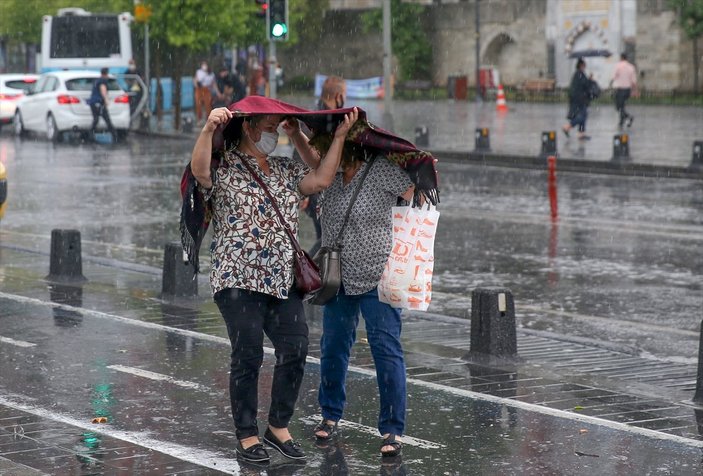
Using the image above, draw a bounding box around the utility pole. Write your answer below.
[382,0,393,129]
[268,41,277,99]
[475,0,481,102]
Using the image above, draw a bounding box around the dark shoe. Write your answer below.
[236,441,270,463]
[314,418,339,440]
[627,116,634,127]
[561,127,570,138]
[264,428,306,460]
[380,434,402,458]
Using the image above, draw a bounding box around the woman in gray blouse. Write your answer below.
[313,144,414,458]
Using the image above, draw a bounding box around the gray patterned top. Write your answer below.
[320,157,412,295]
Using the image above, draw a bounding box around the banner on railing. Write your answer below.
[314,74,384,99]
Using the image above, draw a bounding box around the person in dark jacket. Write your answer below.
[87,68,117,142]
[562,58,597,141]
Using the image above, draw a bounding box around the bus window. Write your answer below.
[50,16,121,59]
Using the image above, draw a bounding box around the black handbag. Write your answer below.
[309,159,375,305]
[239,158,322,296]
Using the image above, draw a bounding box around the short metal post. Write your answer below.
[414,126,429,147]
[46,229,87,283]
[470,287,517,357]
[540,131,556,158]
[693,320,703,404]
[690,141,703,170]
[475,128,490,152]
[161,242,198,298]
[612,134,630,162]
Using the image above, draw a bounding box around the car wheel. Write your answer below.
[47,114,61,142]
[13,111,25,137]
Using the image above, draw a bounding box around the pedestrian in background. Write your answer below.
[87,67,117,142]
[189,100,358,464]
[212,66,232,109]
[193,61,216,125]
[562,58,596,141]
[611,52,638,128]
[311,141,415,459]
[297,75,348,255]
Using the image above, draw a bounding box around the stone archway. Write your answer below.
[482,33,518,86]
[563,20,609,56]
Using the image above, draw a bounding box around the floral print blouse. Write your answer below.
[201,148,309,298]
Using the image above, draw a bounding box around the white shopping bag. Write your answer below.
[379,205,439,311]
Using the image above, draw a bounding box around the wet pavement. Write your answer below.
[0,99,702,474]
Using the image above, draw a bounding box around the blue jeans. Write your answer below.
[318,286,406,436]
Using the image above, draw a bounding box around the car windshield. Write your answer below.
[4,79,36,92]
[65,78,122,92]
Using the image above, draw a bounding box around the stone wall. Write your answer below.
[636,10,682,91]
[430,0,548,87]
[278,10,384,82]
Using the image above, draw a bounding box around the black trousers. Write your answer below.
[90,103,117,138]
[214,287,308,440]
[614,88,632,126]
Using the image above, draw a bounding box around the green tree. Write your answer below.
[670,0,703,93]
[131,0,255,130]
[361,0,432,81]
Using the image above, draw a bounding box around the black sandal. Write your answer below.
[314,419,339,440]
[380,434,402,457]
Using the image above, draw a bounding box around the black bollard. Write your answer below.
[540,131,557,158]
[475,128,490,152]
[691,141,703,170]
[612,134,630,162]
[162,242,198,298]
[693,320,703,404]
[414,126,429,148]
[46,229,87,283]
[470,287,517,357]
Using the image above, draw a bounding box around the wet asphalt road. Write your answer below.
[1,133,701,362]
[0,131,702,474]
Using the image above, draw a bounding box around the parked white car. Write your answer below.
[13,70,130,141]
[0,74,39,131]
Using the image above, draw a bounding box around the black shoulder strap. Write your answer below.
[334,159,375,247]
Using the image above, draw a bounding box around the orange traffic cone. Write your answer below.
[496,84,508,112]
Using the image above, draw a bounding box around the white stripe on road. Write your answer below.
[299,416,444,449]
[2,291,703,450]
[0,335,36,348]
[107,365,206,391]
[0,393,240,474]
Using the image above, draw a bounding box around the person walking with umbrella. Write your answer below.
[562,58,597,141]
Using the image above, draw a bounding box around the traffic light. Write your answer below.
[267,0,288,41]
[254,0,267,18]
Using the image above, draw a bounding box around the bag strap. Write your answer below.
[334,158,375,247]
[238,156,306,257]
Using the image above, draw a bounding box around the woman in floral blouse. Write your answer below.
[191,105,358,463]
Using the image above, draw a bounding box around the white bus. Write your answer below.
[39,8,133,74]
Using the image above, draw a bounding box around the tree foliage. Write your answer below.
[361,0,432,81]
[669,0,703,39]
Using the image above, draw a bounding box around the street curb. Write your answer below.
[433,149,703,180]
[129,128,703,180]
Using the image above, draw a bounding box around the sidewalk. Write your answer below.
[137,97,703,177]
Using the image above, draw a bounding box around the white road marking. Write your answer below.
[0,335,36,348]
[107,365,206,391]
[0,393,239,474]
[2,291,703,450]
[299,416,444,449]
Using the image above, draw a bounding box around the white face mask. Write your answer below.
[254,130,279,155]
